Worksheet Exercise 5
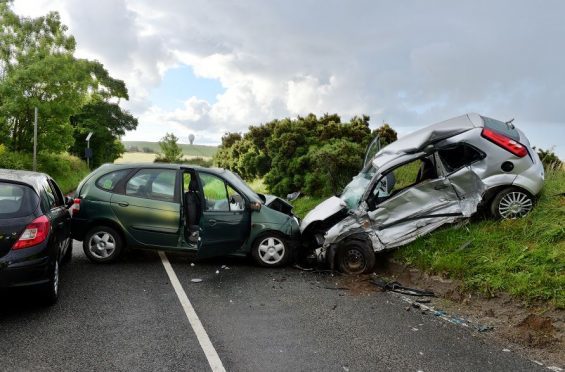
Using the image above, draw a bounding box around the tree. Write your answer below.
[69,100,138,167]
[156,133,183,163]
[372,123,398,146]
[0,3,133,154]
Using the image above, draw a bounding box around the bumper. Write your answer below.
[0,243,51,288]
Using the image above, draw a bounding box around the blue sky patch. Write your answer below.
[149,65,224,110]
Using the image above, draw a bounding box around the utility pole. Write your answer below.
[85,132,93,169]
[33,107,38,171]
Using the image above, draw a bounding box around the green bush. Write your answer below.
[0,150,90,193]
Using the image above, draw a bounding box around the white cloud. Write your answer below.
[11,0,565,156]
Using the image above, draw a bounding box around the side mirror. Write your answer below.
[248,201,262,211]
[64,196,74,208]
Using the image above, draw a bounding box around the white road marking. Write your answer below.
[159,251,226,372]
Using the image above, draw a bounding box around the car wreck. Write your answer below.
[300,113,545,274]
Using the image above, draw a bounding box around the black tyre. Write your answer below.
[251,232,291,268]
[39,259,59,306]
[83,226,123,263]
[61,237,73,264]
[490,187,534,219]
[336,237,376,275]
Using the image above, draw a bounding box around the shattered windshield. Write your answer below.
[340,164,378,209]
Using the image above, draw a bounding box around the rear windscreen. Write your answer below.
[481,116,520,141]
[0,182,39,219]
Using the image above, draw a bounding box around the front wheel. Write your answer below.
[251,232,291,268]
[83,226,123,263]
[336,237,375,275]
[490,187,534,219]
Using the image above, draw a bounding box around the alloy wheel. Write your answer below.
[88,232,117,259]
[258,237,286,265]
[498,191,533,219]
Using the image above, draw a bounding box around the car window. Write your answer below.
[125,169,176,202]
[0,182,39,219]
[227,185,245,211]
[42,180,60,209]
[369,157,438,207]
[199,173,230,211]
[96,169,131,191]
[48,179,64,205]
[438,144,484,173]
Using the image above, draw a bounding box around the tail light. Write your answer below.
[12,215,51,250]
[71,198,81,216]
[481,128,527,158]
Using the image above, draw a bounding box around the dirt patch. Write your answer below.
[334,256,565,368]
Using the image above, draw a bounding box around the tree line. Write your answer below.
[0,1,137,167]
[214,114,397,197]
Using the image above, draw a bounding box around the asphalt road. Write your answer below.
[0,241,545,372]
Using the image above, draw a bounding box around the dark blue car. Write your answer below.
[0,169,72,305]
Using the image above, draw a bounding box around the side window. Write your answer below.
[227,185,245,211]
[96,170,131,192]
[125,169,177,202]
[42,180,60,209]
[369,157,438,207]
[199,173,229,211]
[438,144,483,173]
[48,179,64,206]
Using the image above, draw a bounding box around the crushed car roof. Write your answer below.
[373,113,484,164]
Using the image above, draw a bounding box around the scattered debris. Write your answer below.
[458,239,473,250]
[371,277,434,297]
[221,265,230,270]
[547,366,563,371]
[215,270,220,274]
[191,278,203,283]
[293,264,315,271]
[190,263,195,267]
[502,348,511,352]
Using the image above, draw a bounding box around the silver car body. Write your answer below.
[301,113,544,261]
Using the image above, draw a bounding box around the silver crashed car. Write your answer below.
[300,113,545,274]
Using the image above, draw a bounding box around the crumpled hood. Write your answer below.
[300,196,347,233]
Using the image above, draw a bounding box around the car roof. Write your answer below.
[373,113,484,166]
[0,169,49,195]
[96,162,228,176]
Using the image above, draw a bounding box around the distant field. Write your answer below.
[122,141,217,158]
[115,152,212,163]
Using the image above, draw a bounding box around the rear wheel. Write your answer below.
[83,226,123,263]
[490,187,534,219]
[39,259,59,305]
[251,232,291,267]
[336,237,375,275]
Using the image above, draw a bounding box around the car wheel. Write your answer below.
[61,237,73,264]
[336,237,375,275]
[490,187,534,219]
[39,259,59,305]
[83,226,123,263]
[251,232,291,267]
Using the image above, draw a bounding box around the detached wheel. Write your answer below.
[39,260,59,305]
[336,237,375,275]
[83,226,123,263]
[252,232,291,267]
[491,187,534,219]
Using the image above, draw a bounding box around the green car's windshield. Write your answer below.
[340,164,378,209]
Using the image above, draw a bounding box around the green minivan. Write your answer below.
[71,163,300,267]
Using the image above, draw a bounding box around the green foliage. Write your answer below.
[372,123,398,146]
[536,147,562,170]
[156,133,183,163]
[395,168,565,308]
[214,113,377,197]
[0,150,89,193]
[0,4,135,164]
[122,141,217,158]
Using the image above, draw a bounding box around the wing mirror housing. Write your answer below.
[64,196,74,209]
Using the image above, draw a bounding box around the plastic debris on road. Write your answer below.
[191,278,203,283]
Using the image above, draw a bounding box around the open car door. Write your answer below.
[363,135,382,169]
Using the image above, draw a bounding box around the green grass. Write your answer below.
[292,196,326,219]
[123,141,217,158]
[395,168,564,308]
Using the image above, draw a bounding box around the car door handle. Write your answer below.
[208,219,217,226]
[118,202,129,207]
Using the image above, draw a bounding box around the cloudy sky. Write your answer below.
[12,0,565,156]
